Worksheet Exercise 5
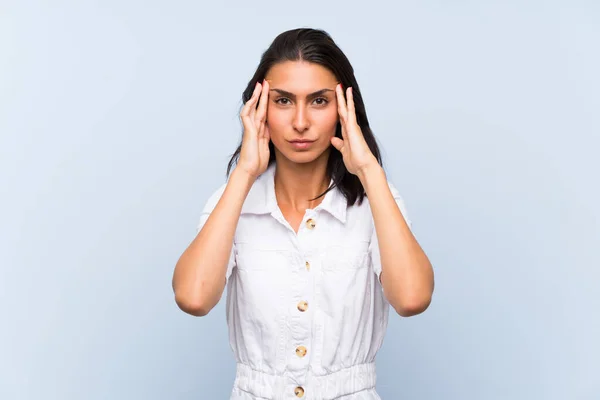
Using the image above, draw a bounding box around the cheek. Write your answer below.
[266,106,288,136]
[313,108,339,134]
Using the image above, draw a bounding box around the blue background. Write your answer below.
[1,1,598,399]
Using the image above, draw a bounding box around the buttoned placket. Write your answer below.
[270,206,320,399]
[294,209,320,398]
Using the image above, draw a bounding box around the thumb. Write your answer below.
[330,136,344,152]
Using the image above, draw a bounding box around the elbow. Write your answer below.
[172,262,223,317]
[392,294,432,317]
[390,262,435,317]
[174,291,213,317]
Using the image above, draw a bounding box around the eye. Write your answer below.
[313,97,329,106]
[274,97,291,105]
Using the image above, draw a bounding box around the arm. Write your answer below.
[172,168,254,316]
[358,164,434,317]
[172,79,271,317]
[331,83,434,317]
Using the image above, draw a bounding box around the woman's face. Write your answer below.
[264,61,339,165]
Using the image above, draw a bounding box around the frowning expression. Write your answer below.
[265,61,339,164]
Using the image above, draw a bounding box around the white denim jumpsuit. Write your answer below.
[196,163,412,400]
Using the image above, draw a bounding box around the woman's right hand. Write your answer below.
[237,80,271,179]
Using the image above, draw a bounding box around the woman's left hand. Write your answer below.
[331,84,379,176]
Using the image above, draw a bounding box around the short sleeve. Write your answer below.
[195,183,236,281]
[369,181,413,280]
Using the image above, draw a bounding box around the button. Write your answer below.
[305,261,310,271]
[294,386,305,397]
[297,301,308,312]
[296,345,307,357]
[305,218,316,229]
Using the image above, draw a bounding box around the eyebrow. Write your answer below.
[269,88,334,99]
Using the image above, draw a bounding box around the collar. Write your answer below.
[240,162,347,223]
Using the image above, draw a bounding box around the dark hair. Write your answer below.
[226,28,382,207]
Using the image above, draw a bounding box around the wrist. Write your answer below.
[230,166,258,191]
[356,159,383,183]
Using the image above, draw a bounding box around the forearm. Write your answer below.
[172,167,254,316]
[358,164,434,316]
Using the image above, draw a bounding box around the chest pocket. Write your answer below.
[318,240,372,317]
[317,240,374,368]
[321,241,370,270]
[236,247,290,271]
[234,245,295,308]
[233,247,291,328]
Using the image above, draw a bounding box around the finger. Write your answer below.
[258,115,270,139]
[335,83,348,123]
[248,82,262,120]
[346,87,356,123]
[242,82,261,118]
[331,136,344,152]
[255,79,269,125]
[259,124,271,158]
[262,123,270,141]
[339,118,348,141]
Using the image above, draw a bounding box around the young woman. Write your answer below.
[173,28,434,400]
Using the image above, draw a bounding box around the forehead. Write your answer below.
[265,61,337,92]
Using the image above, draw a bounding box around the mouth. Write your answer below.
[288,139,316,150]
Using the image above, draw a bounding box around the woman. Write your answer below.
[172,28,434,400]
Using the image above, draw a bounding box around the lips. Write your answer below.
[289,139,315,150]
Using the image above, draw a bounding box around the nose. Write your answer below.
[292,106,309,133]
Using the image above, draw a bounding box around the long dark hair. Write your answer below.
[226,28,382,207]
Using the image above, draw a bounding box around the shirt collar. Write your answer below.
[240,162,347,223]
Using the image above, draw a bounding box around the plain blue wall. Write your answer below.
[1,1,598,399]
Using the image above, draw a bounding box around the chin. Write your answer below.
[279,147,330,165]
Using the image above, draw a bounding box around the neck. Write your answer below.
[273,153,330,212]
